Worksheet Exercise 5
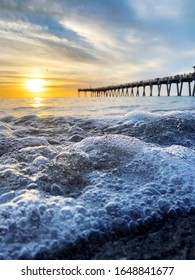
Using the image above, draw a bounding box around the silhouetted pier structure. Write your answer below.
[78,69,195,97]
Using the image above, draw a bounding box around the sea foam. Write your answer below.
[0,111,194,259]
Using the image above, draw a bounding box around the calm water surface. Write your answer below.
[0,96,194,118]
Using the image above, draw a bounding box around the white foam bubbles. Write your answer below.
[120,111,162,125]
[0,111,194,259]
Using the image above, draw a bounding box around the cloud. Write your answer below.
[131,0,183,19]
[0,17,99,66]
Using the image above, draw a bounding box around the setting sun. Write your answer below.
[26,79,45,93]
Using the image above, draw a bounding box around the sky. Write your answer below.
[0,0,195,98]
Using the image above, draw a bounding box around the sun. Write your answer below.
[26,79,45,93]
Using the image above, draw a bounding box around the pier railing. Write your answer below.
[78,72,195,97]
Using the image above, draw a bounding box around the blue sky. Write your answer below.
[0,0,195,96]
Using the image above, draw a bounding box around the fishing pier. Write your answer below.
[78,68,195,97]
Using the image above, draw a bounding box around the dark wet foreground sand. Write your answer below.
[39,210,195,260]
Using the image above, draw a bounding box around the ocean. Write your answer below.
[0,96,195,259]
[0,96,195,118]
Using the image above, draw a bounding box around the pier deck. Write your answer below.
[78,71,195,97]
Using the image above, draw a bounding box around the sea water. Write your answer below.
[0,96,194,118]
[0,96,194,259]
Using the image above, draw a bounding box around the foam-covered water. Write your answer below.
[0,97,194,259]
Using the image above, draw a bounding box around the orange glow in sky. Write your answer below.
[0,73,78,98]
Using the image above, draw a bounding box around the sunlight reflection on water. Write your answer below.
[31,97,44,108]
[0,96,194,118]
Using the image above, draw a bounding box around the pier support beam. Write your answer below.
[157,84,162,96]
[193,81,195,96]
[130,87,134,96]
[166,83,172,96]
[126,88,129,97]
[188,81,192,96]
[136,87,139,96]
[143,86,146,96]
[176,81,183,96]
[150,84,153,96]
